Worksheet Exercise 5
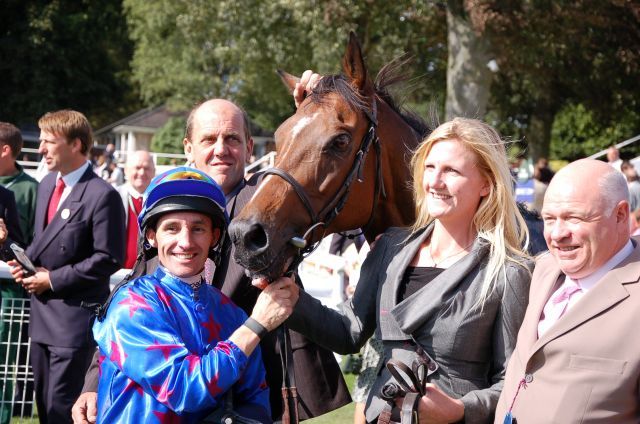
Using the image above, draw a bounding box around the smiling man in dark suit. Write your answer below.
[9,110,125,424]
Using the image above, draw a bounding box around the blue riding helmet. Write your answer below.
[138,167,229,242]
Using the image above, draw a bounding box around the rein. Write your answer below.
[262,98,384,270]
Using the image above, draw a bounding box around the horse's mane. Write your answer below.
[309,56,430,139]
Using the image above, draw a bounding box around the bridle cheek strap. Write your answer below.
[262,116,381,259]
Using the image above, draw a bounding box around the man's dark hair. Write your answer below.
[0,122,23,158]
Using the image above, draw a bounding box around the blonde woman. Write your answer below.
[288,118,532,423]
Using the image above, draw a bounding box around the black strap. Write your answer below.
[378,357,434,424]
[386,359,425,396]
[244,317,268,340]
[211,191,240,288]
[263,167,318,224]
[86,237,150,321]
[279,324,299,424]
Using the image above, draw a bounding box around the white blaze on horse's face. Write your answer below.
[291,113,319,142]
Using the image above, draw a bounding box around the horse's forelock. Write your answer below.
[309,66,429,138]
[309,75,371,115]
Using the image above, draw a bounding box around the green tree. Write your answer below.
[123,0,448,131]
[0,0,139,128]
[550,103,640,161]
[151,116,187,165]
[122,0,639,159]
[479,0,640,160]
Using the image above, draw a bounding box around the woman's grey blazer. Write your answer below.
[288,225,532,423]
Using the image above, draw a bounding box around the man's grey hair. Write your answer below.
[599,167,629,214]
[125,150,154,167]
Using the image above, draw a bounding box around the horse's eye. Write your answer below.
[331,134,351,152]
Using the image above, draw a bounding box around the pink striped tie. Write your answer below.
[552,283,582,308]
[538,279,583,337]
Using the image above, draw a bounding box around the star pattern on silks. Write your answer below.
[118,288,153,318]
[216,341,233,356]
[206,372,224,398]
[155,286,175,311]
[146,340,183,361]
[98,353,106,377]
[110,340,128,368]
[218,292,232,306]
[185,353,200,374]
[259,380,268,390]
[123,378,144,396]
[151,376,175,406]
[152,409,181,424]
[201,313,222,343]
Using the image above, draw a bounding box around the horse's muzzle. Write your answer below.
[229,219,286,278]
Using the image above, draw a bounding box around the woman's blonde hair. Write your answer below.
[410,117,530,305]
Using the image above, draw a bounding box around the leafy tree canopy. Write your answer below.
[150,116,186,164]
[476,0,640,159]
[123,0,447,130]
[0,0,140,128]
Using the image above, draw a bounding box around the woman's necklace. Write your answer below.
[428,239,474,268]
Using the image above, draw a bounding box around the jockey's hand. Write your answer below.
[229,276,300,356]
[294,70,322,108]
[251,275,299,331]
[72,391,98,424]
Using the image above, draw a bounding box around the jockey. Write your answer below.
[92,167,294,423]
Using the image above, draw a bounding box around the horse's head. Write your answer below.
[229,33,423,279]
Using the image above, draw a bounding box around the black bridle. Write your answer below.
[262,98,385,270]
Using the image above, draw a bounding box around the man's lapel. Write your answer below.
[529,243,640,356]
[29,167,92,261]
[34,173,55,234]
[518,257,563,358]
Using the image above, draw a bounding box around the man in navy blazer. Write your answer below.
[10,110,124,424]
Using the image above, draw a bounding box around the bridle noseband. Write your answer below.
[262,98,385,270]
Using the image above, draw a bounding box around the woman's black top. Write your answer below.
[398,266,446,301]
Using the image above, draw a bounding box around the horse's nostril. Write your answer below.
[244,223,268,252]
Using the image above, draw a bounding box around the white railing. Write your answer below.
[0,263,131,287]
[246,151,276,173]
[0,297,34,419]
[18,148,274,179]
[587,133,640,160]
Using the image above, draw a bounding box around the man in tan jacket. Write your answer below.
[496,159,640,423]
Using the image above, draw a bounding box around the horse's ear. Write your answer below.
[277,69,300,95]
[342,32,373,95]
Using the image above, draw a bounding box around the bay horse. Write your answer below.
[229,33,429,280]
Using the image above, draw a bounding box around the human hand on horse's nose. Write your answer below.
[252,277,269,290]
[251,276,299,331]
[294,70,322,108]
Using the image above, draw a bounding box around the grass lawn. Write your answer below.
[306,372,357,424]
[11,373,359,424]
